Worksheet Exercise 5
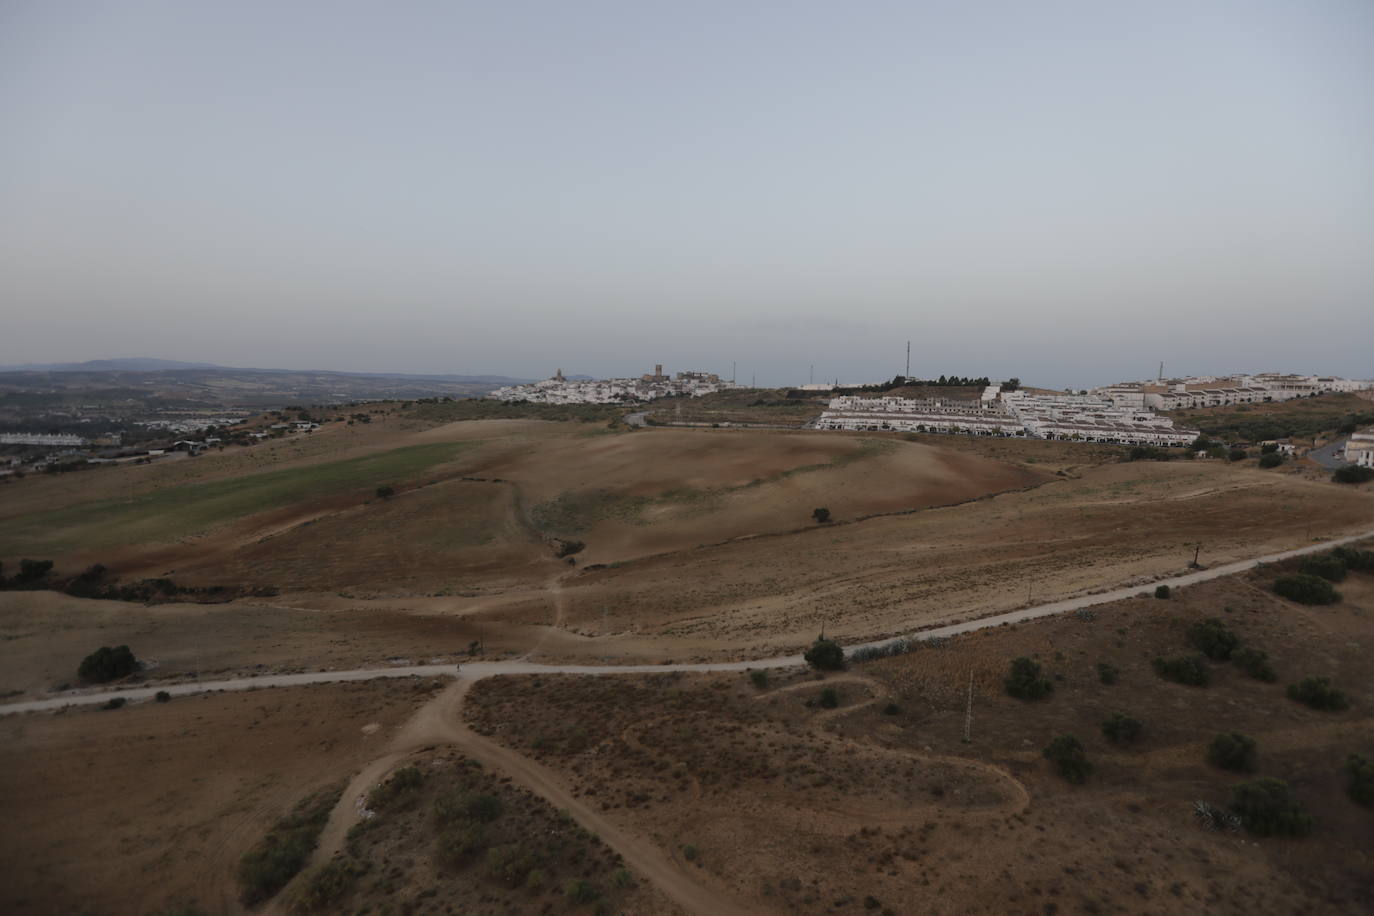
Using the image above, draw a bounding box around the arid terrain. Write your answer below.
[2,398,1372,914]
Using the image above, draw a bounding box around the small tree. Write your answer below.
[1208,732,1258,772]
[803,638,845,671]
[1005,657,1053,700]
[1258,452,1284,469]
[1233,646,1277,682]
[1347,754,1374,807]
[1287,676,1350,711]
[1187,618,1239,660]
[1272,574,1341,605]
[1101,712,1143,745]
[1096,662,1120,685]
[1154,584,1171,599]
[811,507,831,524]
[375,485,396,500]
[78,645,138,682]
[1230,778,1312,837]
[1043,734,1092,784]
[1333,465,1374,484]
[749,670,768,689]
[1228,448,1248,462]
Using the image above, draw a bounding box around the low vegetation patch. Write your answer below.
[1042,734,1092,784]
[238,784,344,905]
[1187,618,1239,660]
[78,645,138,683]
[1347,754,1374,807]
[1286,676,1350,711]
[1096,662,1119,685]
[1004,657,1053,700]
[1152,655,1210,687]
[1333,465,1374,484]
[1273,573,1341,605]
[1232,646,1277,682]
[1300,553,1348,583]
[1208,732,1258,773]
[1230,778,1312,837]
[367,765,425,811]
[1101,712,1143,745]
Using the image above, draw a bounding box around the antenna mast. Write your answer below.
[1158,361,1164,383]
[906,340,911,378]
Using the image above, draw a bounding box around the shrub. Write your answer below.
[436,822,487,866]
[612,868,634,889]
[1005,657,1053,700]
[803,639,845,671]
[1258,452,1284,468]
[1228,448,1248,462]
[485,843,537,887]
[1333,465,1374,484]
[1101,712,1143,745]
[291,860,361,912]
[101,696,127,710]
[78,645,138,682]
[435,789,503,824]
[16,558,54,583]
[155,690,172,702]
[1096,662,1119,685]
[1154,585,1171,599]
[1208,732,1258,772]
[1300,553,1347,583]
[1286,676,1350,711]
[375,485,395,500]
[1272,574,1340,605]
[882,702,900,715]
[1230,778,1312,837]
[749,670,768,689]
[811,507,831,523]
[1332,546,1374,572]
[565,879,600,905]
[682,844,698,861]
[1347,754,1374,807]
[1152,655,1210,686]
[238,787,340,904]
[1042,734,1092,784]
[1232,647,1277,682]
[818,687,839,709]
[1187,618,1239,660]
[367,766,424,811]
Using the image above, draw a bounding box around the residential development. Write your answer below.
[491,366,737,404]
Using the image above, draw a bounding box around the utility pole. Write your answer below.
[1158,361,1164,383]
[906,340,911,378]
[732,361,736,385]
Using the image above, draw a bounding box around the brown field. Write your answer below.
[466,562,1374,914]
[3,405,1374,915]
[0,679,436,915]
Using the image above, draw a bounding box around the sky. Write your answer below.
[2,1,1371,389]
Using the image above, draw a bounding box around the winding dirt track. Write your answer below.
[6,528,1373,915]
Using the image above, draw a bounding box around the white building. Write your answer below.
[0,432,87,446]
[492,367,737,405]
[1345,431,1374,469]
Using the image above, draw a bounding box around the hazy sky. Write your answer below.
[3,1,1371,388]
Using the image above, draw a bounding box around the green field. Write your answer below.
[0,441,475,555]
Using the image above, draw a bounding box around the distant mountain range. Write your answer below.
[0,357,533,386]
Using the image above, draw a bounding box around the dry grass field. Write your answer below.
[466,557,1374,915]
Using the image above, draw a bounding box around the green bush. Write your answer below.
[1005,657,1053,700]
[1332,546,1374,572]
[1208,732,1258,772]
[78,645,138,682]
[1333,465,1374,484]
[155,690,172,702]
[1096,662,1119,685]
[1258,452,1284,469]
[1347,754,1374,807]
[1230,778,1312,837]
[1152,655,1210,686]
[749,670,768,689]
[1101,712,1143,745]
[1232,646,1277,682]
[1287,676,1350,711]
[1300,553,1347,583]
[101,696,126,710]
[435,789,503,824]
[1228,448,1248,462]
[1154,585,1171,599]
[1187,618,1239,660]
[291,860,362,912]
[1272,574,1341,605]
[238,787,340,904]
[818,687,839,709]
[484,843,537,887]
[565,879,600,905]
[1042,734,1092,784]
[803,639,845,671]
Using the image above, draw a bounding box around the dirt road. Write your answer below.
[7,524,1370,716]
